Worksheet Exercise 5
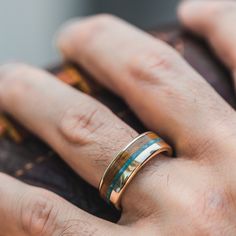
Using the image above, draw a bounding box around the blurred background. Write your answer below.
[0,0,179,66]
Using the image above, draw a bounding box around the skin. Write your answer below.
[0,0,236,235]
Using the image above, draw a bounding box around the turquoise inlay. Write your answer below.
[106,137,162,203]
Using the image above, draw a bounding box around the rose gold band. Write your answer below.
[99,131,173,210]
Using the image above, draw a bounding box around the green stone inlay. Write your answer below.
[106,137,162,203]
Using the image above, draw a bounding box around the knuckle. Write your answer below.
[19,190,59,235]
[184,186,235,234]
[198,189,231,217]
[59,103,110,144]
[18,189,100,236]
[127,51,182,86]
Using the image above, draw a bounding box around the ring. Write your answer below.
[99,131,173,209]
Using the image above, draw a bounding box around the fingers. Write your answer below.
[0,63,137,189]
[0,64,173,215]
[178,0,236,84]
[0,173,121,236]
[57,15,236,157]
[0,63,176,215]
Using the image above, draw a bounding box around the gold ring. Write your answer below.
[99,131,173,209]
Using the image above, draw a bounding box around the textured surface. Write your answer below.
[0,27,234,222]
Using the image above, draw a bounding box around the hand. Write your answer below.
[0,0,236,235]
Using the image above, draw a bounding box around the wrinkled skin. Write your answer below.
[0,1,236,235]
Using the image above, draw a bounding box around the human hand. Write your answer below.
[0,0,236,235]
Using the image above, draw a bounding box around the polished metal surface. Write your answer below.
[99,132,172,209]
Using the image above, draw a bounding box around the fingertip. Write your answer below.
[178,0,206,26]
[56,17,85,58]
[178,0,236,37]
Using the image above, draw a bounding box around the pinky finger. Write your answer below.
[0,173,125,236]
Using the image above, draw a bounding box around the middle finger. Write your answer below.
[58,15,236,158]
